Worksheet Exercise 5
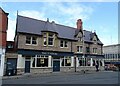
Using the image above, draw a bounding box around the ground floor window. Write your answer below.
[93,59,103,66]
[78,57,91,66]
[32,55,48,67]
[61,56,71,66]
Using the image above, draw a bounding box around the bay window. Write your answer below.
[43,33,54,46]
[48,33,54,46]
[43,33,47,46]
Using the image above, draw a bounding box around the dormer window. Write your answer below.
[48,33,54,46]
[43,33,55,46]
[43,33,47,46]
[76,32,83,42]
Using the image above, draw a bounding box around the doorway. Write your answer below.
[53,60,60,72]
[25,58,31,73]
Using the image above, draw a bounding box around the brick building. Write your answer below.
[6,15,104,75]
[0,8,9,76]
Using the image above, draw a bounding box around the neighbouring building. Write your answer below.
[103,44,120,70]
[6,15,104,75]
[0,8,9,76]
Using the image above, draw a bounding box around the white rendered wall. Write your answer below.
[0,48,5,76]
[48,56,52,67]
[17,55,25,68]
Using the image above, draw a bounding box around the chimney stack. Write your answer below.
[76,19,83,30]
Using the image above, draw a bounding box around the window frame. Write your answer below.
[43,33,47,46]
[61,56,71,67]
[60,40,68,48]
[93,48,97,54]
[48,33,54,46]
[77,46,83,53]
[86,47,90,53]
[31,55,49,68]
[26,36,38,45]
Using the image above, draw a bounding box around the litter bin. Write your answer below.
[6,68,14,76]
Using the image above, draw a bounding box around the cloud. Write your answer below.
[7,19,16,41]
[39,2,94,27]
[19,10,46,21]
[1,0,119,2]
[7,2,94,41]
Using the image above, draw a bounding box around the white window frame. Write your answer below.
[60,40,68,48]
[48,33,54,46]
[61,56,71,67]
[26,36,38,45]
[31,55,49,68]
[43,33,47,46]
[77,46,83,53]
[93,48,97,54]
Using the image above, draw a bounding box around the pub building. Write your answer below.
[5,15,104,75]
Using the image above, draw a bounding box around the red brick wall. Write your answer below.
[0,8,8,48]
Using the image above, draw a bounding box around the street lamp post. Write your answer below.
[74,56,77,72]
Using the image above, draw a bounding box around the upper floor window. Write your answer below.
[60,40,68,48]
[48,33,54,46]
[26,36,37,45]
[60,40,64,47]
[93,48,97,54]
[7,44,13,49]
[77,46,83,53]
[43,33,47,46]
[78,37,83,41]
[86,47,90,53]
[43,33,54,46]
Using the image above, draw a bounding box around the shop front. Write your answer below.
[17,49,74,74]
[75,54,104,72]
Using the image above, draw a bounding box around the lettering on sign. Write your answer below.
[41,52,58,55]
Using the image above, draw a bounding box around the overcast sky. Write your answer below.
[1,1,118,46]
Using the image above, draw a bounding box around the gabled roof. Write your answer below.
[0,7,9,16]
[17,15,76,40]
[16,15,103,44]
[83,30,102,44]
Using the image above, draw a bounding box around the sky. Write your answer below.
[0,1,118,46]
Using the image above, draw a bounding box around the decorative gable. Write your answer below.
[76,31,83,41]
[93,35,97,41]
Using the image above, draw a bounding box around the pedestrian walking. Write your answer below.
[95,64,99,72]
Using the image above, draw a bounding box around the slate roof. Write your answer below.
[16,15,103,45]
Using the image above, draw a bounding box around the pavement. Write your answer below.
[2,70,102,80]
[2,70,118,84]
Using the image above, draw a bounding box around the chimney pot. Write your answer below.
[47,18,49,22]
